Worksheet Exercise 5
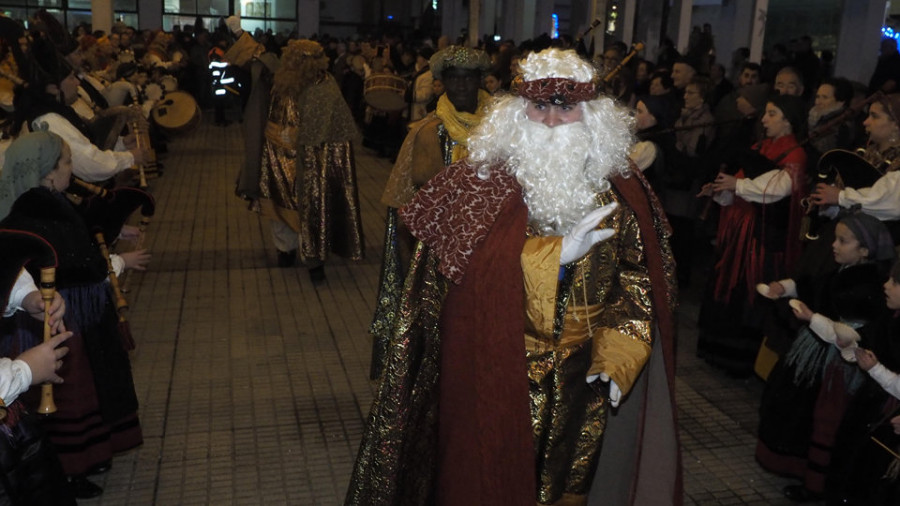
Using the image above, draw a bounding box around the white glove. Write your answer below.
[560,203,617,265]
[587,372,622,408]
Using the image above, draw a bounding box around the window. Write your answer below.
[0,0,61,32]
[163,0,230,31]
[232,0,296,37]
[0,1,138,31]
[114,0,138,28]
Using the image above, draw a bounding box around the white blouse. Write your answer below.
[839,171,900,221]
[34,112,134,183]
[714,168,794,206]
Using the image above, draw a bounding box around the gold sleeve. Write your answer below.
[587,327,652,394]
[580,195,655,395]
[520,193,659,395]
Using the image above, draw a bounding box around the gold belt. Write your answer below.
[525,303,602,352]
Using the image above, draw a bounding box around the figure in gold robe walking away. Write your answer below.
[255,39,363,281]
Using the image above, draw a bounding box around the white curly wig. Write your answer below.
[467,49,636,235]
[518,47,597,83]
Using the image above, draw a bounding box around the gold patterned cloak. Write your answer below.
[347,161,681,505]
[258,73,364,262]
[369,92,490,379]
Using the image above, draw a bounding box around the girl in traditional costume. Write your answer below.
[697,94,808,376]
[755,211,895,502]
[821,260,900,505]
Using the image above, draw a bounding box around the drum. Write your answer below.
[159,75,178,92]
[364,74,407,112]
[151,91,201,135]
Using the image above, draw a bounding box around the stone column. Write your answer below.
[92,0,113,33]
[298,0,320,37]
[834,0,890,83]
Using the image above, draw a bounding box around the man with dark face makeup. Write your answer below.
[368,45,492,380]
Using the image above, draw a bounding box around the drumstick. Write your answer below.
[37,267,57,415]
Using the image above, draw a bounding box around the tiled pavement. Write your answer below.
[76,116,824,505]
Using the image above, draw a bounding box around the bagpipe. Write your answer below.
[802,91,890,240]
[601,42,645,84]
[67,182,155,350]
[71,183,156,247]
[0,228,76,505]
[814,148,885,193]
[801,148,885,240]
[720,145,783,178]
[0,230,59,418]
[574,19,602,57]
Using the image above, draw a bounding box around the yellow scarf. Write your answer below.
[435,89,491,162]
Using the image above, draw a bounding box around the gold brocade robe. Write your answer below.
[347,161,678,505]
[522,187,662,504]
[258,75,364,262]
[368,120,457,379]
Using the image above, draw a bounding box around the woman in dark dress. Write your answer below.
[823,260,900,505]
[696,94,809,376]
[0,229,76,506]
[0,130,148,499]
[754,212,895,502]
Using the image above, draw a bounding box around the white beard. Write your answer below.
[509,120,609,235]
[467,95,635,235]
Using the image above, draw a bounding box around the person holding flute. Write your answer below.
[809,93,900,243]
[0,129,148,499]
[11,33,150,185]
[0,230,76,505]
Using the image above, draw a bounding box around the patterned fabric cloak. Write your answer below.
[347,161,681,505]
[257,73,364,262]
